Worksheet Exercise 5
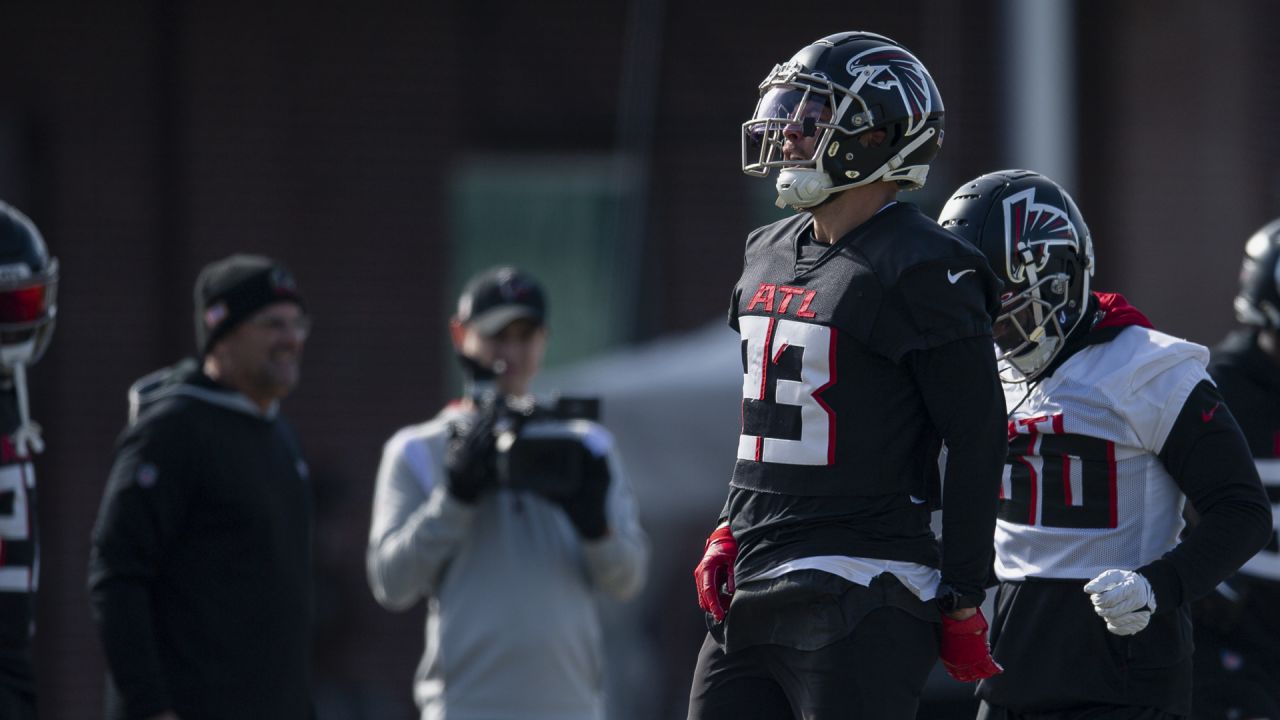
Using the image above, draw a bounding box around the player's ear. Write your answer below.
[448,317,466,352]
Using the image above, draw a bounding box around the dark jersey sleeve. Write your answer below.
[871,257,998,362]
[905,334,1007,605]
[727,283,741,333]
[87,413,196,718]
[728,224,771,334]
[1140,380,1272,611]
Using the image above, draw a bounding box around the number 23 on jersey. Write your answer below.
[737,316,836,466]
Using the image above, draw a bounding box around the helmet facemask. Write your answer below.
[937,170,1095,383]
[994,269,1082,382]
[741,64,939,211]
[0,259,58,455]
[741,35,944,211]
[0,201,57,457]
[742,63,871,210]
[0,258,58,369]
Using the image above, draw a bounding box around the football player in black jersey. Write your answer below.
[1190,219,1280,719]
[0,201,57,720]
[939,170,1271,720]
[686,32,1006,720]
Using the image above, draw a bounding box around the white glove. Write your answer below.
[1098,609,1151,636]
[1083,569,1157,636]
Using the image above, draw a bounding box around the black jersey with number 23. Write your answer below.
[730,202,997,496]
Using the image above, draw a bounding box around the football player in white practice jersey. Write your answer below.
[938,170,1272,720]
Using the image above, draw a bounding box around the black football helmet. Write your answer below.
[0,201,58,368]
[1234,218,1280,330]
[938,170,1094,381]
[742,31,945,210]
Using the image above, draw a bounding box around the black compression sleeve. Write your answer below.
[906,335,1006,605]
[1141,379,1271,610]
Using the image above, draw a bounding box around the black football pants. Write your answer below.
[687,606,937,720]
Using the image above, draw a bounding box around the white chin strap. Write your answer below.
[773,126,939,210]
[9,361,43,456]
[0,341,43,456]
[775,168,833,209]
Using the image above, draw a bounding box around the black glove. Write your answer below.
[444,404,500,504]
[557,451,610,539]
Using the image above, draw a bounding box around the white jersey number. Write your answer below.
[737,316,835,466]
[0,462,35,592]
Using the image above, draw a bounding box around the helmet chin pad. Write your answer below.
[1006,336,1060,380]
[0,338,36,372]
[775,168,833,209]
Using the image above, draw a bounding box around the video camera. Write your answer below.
[487,394,603,500]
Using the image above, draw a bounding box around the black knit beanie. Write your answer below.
[193,254,304,356]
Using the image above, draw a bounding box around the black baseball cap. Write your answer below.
[456,266,546,336]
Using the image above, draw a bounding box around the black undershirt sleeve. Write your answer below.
[906,334,1007,606]
[1141,379,1271,611]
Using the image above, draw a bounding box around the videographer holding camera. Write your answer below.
[366,266,649,720]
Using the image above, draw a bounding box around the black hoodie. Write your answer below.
[88,360,313,720]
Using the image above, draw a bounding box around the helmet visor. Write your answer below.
[742,86,836,174]
[0,276,56,327]
[754,88,833,128]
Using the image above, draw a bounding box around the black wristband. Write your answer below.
[935,583,982,614]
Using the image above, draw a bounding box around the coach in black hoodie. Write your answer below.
[89,255,313,720]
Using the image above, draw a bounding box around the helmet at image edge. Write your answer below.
[0,201,58,368]
[1234,217,1280,330]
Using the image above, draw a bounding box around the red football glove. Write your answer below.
[693,524,737,622]
[939,609,1003,682]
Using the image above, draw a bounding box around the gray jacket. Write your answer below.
[366,404,648,720]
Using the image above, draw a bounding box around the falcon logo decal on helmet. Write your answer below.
[1001,187,1082,284]
[845,47,934,137]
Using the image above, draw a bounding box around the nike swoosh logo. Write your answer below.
[947,268,976,284]
[1202,402,1221,423]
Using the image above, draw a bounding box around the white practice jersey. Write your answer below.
[995,325,1210,582]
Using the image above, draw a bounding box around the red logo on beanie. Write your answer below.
[271,268,298,296]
